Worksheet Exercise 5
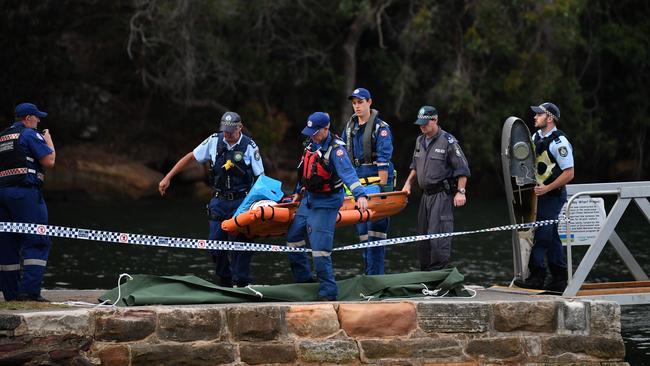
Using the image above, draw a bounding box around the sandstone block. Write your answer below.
[590,301,621,335]
[562,301,586,331]
[21,310,93,336]
[286,304,339,338]
[93,344,130,366]
[0,334,91,365]
[157,308,224,341]
[466,337,524,360]
[240,342,297,364]
[339,302,416,337]
[360,338,463,361]
[417,302,489,333]
[542,335,625,359]
[95,310,156,342]
[493,301,557,332]
[299,339,359,363]
[227,305,285,341]
[130,342,235,365]
[0,314,22,330]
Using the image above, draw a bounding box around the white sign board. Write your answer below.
[558,196,606,246]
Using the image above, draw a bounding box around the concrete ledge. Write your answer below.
[0,297,628,365]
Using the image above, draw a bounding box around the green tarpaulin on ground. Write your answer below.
[99,268,468,306]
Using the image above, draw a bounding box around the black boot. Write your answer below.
[514,264,547,290]
[547,264,568,292]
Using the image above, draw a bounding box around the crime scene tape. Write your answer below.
[0,219,561,253]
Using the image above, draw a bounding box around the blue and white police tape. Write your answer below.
[0,219,560,253]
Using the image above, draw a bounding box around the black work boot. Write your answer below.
[217,277,233,288]
[547,264,568,293]
[514,264,547,290]
[16,293,50,302]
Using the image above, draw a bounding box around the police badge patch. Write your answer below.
[254,151,260,161]
[234,152,244,162]
[558,146,568,157]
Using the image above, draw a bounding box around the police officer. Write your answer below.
[515,102,574,292]
[287,112,368,300]
[342,87,394,275]
[401,106,470,271]
[0,103,55,302]
[159,111,264,287]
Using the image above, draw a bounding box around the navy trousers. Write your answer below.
[0,187,51,300]
[530,189,568,269]
[208,196,253,286]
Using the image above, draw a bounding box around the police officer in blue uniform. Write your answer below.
[286,112,368,300]
[0,103,56,302]
[402,106,470,271]
[159,112,264,287]
[515,102,574,292]
[342,87,394,275]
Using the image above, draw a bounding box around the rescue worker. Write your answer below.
[342,87,394,275]
[286,112,368,300]
[401,106,470,271]
[515,102,574,292]
[0,103,55,302]
[159,111,264,287]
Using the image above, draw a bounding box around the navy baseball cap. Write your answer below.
[348,87,371,100]
[414,105,438,125]
[531,102,560,121]
[302,112,330,136]
[15,103,48,118]
[220,111,242,133]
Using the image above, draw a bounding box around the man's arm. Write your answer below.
[535,168,574,196]
[401,169,417,195]
[454,176,467,207]
[158,152,196,196]
[38,129,55,168]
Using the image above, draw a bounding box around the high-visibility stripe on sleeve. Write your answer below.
[348,181,362,191]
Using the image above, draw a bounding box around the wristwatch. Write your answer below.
[458,188,466,194]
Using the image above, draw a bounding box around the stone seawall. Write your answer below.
[0,299,627,365]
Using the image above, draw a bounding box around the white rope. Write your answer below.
[245,285,263,298]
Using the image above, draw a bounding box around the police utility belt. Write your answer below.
[423,179,457,195]
[214,190,248,200]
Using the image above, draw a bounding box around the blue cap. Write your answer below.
[531,102,560,120]
[15,103,48,118]
[348,87,371,100]
[220,111,242,133]
[302,112,330,136]
[414,105,438,125]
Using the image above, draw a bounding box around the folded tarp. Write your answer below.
[99,268,468,306]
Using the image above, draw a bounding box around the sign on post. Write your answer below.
[558,196,606,246]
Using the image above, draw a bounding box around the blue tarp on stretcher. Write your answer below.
[232,175,285,218]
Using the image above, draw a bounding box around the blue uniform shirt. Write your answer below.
[15,123,54,186]
[341,118,394,180]
[298,133,367,209]
[193,133,264,176]
[534,127,574,170]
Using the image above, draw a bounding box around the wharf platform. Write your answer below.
[0,287,628,365]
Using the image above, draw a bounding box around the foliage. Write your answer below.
[0,0,648,189]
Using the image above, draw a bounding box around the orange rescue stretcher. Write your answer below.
[221,191,408,238]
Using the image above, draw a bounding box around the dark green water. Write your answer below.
[45,195,649,363]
